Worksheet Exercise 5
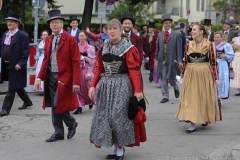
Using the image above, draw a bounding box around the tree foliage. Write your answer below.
[107,0,156,24]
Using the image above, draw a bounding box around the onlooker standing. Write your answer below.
[67,15,80,43]
[214,32,234,99]
[0,12,33,117]
[73,30,96,114]
[223,19,238,43]
[35,10,80,142]
[230,36,240,95]
[156,15,182,103]
[34,30,49,92]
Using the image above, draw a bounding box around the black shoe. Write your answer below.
[0,110,9,117]
[221,97,228,99]
[149,76,153,82]
[73,108,82,114]
[202,123,208,126]
[46,134,64,142]
[174,89,180,98]
[106,154,116,159]
[160,98,169,103]
[89,105,93,110]
[18,103,33,110]
[115,154,124,160]
[185,128,196,133]
[235,93,240,96]
[67,122,78,139]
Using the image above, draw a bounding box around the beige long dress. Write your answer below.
[175,39,222,124]
[230,37,240,88]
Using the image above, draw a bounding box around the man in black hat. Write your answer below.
[67,15,80,43]
[156,15,182,103]
[35,9,80,142]
[121,14,143,65]
[0,12,33,117]
[223,19,238,43]
[203,19,214,42]
[145,22,159,82]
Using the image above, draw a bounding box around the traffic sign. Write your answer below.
[32,9,45,18]
[106,0,114,10]
[0,0,2,10]
[186,8,190,16]
[32,0,45,9]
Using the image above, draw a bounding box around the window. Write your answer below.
[196,0,200,11]
[201,0,205,11]
[186,0,190,9]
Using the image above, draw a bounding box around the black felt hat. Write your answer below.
[5,12,21,23]
[148,22,156,28]
[69,15,80,23]
[203,19,212,25]
[121,13,135,25]
[161,14,172,24]
[47,9,65,24]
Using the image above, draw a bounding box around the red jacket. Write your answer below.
[38,30,81,114]
[130,32,143,61]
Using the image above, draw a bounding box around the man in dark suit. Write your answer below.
[203,19,214,42]
[0,12,32,117]
[67,15,80,43]
[120,14,143,65]
[145,22,160,82]
[132,24,149,67]
[223,19,238,43]
[156,15,182,103]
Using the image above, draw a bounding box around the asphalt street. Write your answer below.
[0,68,240,160]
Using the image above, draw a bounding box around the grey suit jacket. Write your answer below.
[156,30,182,79]
[223,29,238,42]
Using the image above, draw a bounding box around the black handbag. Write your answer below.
[128,96,146,120]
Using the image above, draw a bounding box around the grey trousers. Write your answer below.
[160,61,179,99]
[48,71,76,137]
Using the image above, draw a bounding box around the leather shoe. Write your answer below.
[0,110,9,117]
[235,93,240,96]
[89,105,93,110]
[115,154,124,160]
[160,98,169,103]
[106,154,116,159]
[174,89,180,98]
[18,103,33,110]
[202,124,208,126]
[67,122,78,139]
[73,108,82,114]
[46,134,64,142]
[185,128,196,133]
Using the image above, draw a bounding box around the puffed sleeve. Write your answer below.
[91,47,104,88]
[224,43,234,62]
[208,42,219,80]
[85,45,96,66]
[123,46,143,92]
[181,42,189,75]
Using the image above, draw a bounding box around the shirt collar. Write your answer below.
[123,30,131,35]
[225,29,230,33]
[164,28,171,33]
[52,29,63,35]
[8,28,18,35]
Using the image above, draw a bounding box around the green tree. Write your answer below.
[213,0,230,22]
[107,0,157,24]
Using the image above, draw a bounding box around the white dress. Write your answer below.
[230,37,240,88]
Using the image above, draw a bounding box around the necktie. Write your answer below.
[4,31,15,45]
[164,31,170,42]
[122,33,129,39]
[225,31,229,34]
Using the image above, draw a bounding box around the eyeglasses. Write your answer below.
[50,21,62,25]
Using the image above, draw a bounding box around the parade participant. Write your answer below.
[132,24,149,67]
[86,25,109,43]
[0,12,33,117]
[156,15,182,103]
[203,19,214,42]
[145,22,159,82]
[120,14,143,64]
[67,15,80,43]
[73,30,96,114]
[231,35,240,95]
[34,30,49,92]
[35,10,80,142]
[88,19,143,160]
[175,24,221,133]
[174,25,186,60]
[214,32,234,99]
[223,19,238,43]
